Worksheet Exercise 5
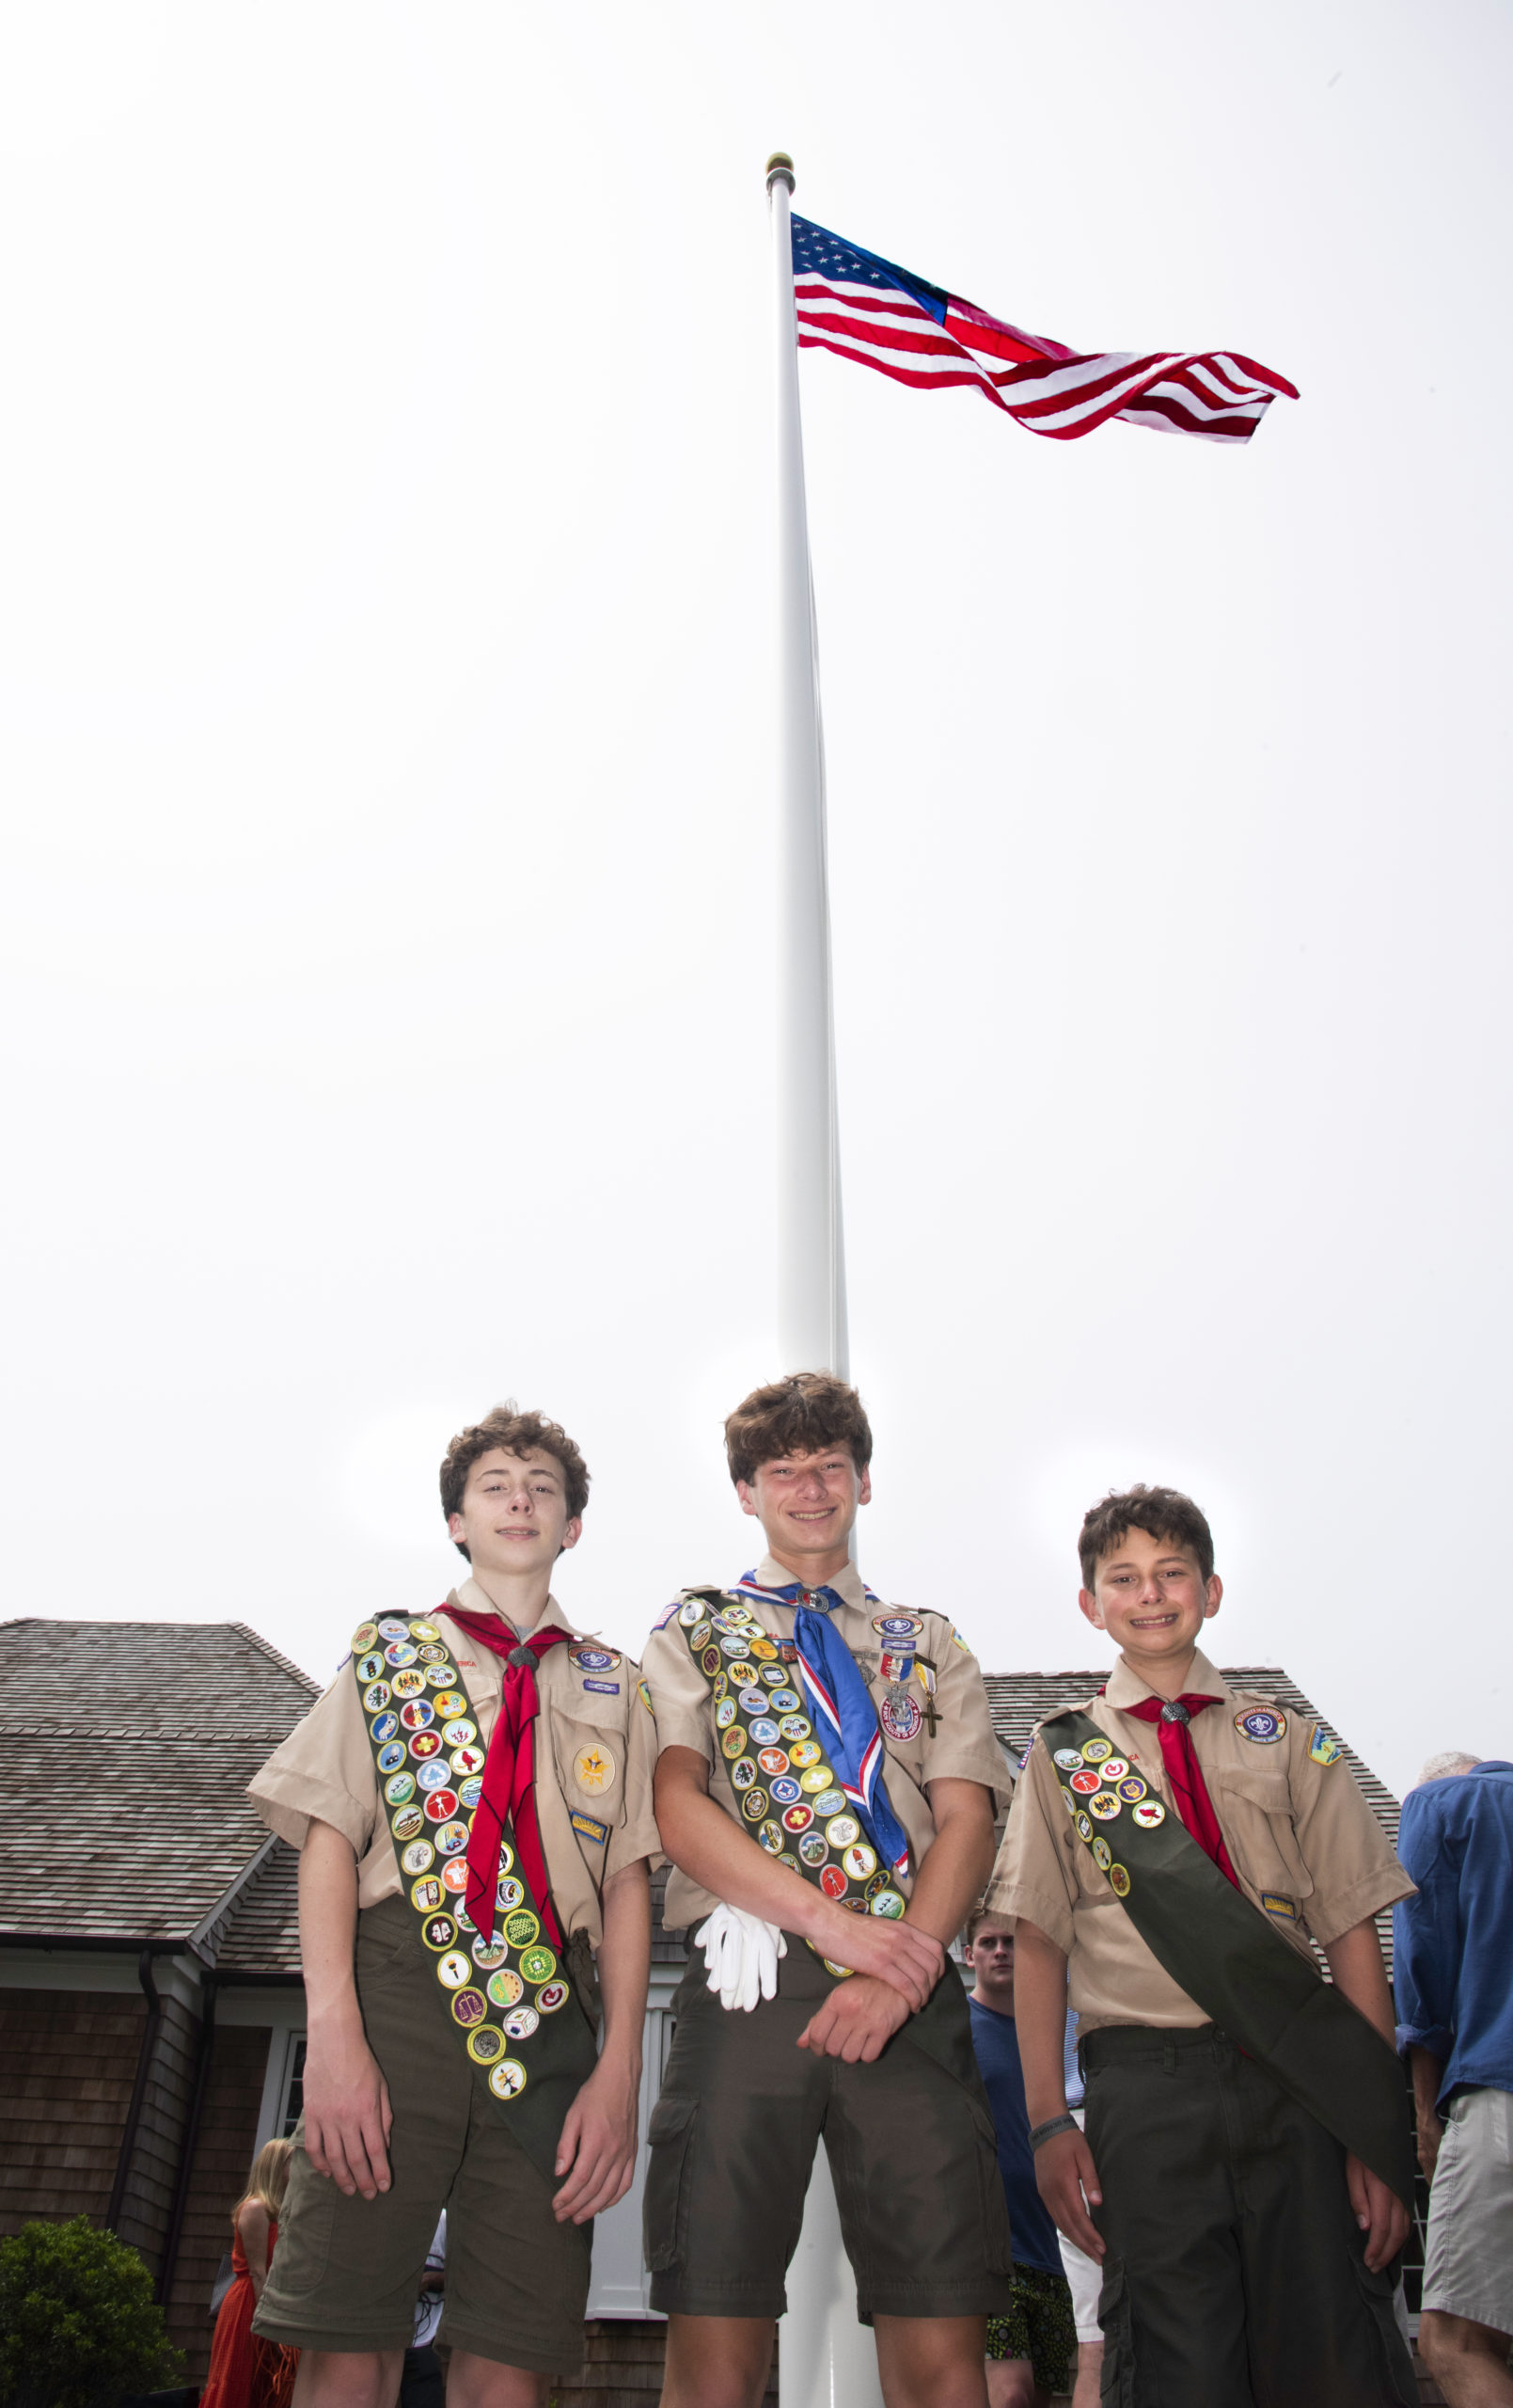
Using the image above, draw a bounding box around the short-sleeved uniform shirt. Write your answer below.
[640,1552,1013,1930]
[987,1646,1414,2035]
[248,1578,662,1947]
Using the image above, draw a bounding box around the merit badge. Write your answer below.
[1131,1799,1166,1828]
[425,1663,458,1687]
[1091,1836,1113,1874]
[1108,1864,1131,1897]
[373,1719,402,1751]
[519,1944,557,1985]
[758,1820,784,1854]
[496,1842,514,1876]
[1068,1769,1101,1795]
[356,1653,385,1683]
[487,1968,525,2008]
[386,1641,418,1669]
[739,1687,768,1715]
[870,1890,906,1918]
[435,1950,471,1988]
[821,1865,847,1898]
[759,1747,790,1775]
[363,1681,391,1713]
[401,1839,434,1876]
[798,1830,828,1866]
[1088,1792,1122,1822]
[1081,1736,1112,1764]
[731,1759,757,1790]
[770,1777,802,1804]
[537,1980,569,2013]
[873,1612,922,1640]
[443,1716,477,1749]
[467,2026,504,2066]
[411,1876,445,1912]
[386,1772,418,1805]
[1307,1723,1343,1766]
[1097,1757,1129,1783]
[458,1777,482,1811]
[410,1620,443,1643]
[812,1790,845,1818]
[450,1743,485,1777]
[1116,1776,1147,1803]
[688,1623,712,1652]
[409,1731,442,1759]
[1237,1708,1286,1744]
[391,1806,425,1841]
[749,1638,779,1661]
[780,1714,811,1740]
[718,1636,747,1657]
[716,1697,736,1729]
[434,1821,469,1856]
[700,1646,721,1677]
[390,1667,426,1698]
[575,1745,616,1793]
[679,1598,705,1625]
[880,1693,923,1741]
[843,1844,877,1880]
[750,1718,780,1745]
[789,1740,822,1767]
[400,1699,433,1729]
[1063,1788,1079,1814]
[489,2059,528,2099]
[1074,1812,1094,1842]
[504,2004,540,2041]
[494,1876,524,1909]
[471,1935,507,1968]
[422,1913,456,1951]
[377,1617,409,1640]
[353,1622,381,1654]
[721,1729,747,1761]
[783,1803,813,1833]
[742,1787,769,1821]
[768,1685,800,1709]
[503,1909,540,1949]
[800,1766,830,1792]
[827,1815,860,1848]
[433,1692,469,1719]
[422,1788,460,1823]
[1053,1749,1085,1771]
[729,1661,759,1687]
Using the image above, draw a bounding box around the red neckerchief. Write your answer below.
[1114,1690,1241,1891]
[444,1606,574,1946]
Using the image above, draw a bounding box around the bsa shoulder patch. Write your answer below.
[1260,1892,1298,1921]
[638,1677,654,1714]
[571,1810,609,1847]
[1307,1723,1343,1766]
[949,1625,972,1654]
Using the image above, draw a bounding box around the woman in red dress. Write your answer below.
[201,2140,299,2408]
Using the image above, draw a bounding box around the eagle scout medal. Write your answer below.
[672,1588,913,1980]
[353,1614,578,2110]
[1237,1707,1286,1743]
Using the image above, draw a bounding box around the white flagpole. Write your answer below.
[766,149,881,2408]
[768,151,848,1384]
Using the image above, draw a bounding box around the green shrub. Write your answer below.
[0,2218,183,2408]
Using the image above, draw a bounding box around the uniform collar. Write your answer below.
[449,1578,583,1640]
[751,1551,872,1613]
[1104,1643,1232,1711]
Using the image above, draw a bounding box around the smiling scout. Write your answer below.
[638,1371,1016,2408]
[245,1404,658,2396]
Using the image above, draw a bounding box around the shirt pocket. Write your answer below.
[553,1707,631,1834]
[1206,1765,1315,1902]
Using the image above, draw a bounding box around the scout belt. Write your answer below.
[352,1613,595,2150]
[1041,1709,1414,2208]
[675,1589,908,1975]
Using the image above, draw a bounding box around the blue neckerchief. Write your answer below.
[734,1573,911,1876]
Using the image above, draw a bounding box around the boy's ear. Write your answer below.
[734,1480,761,1519]
[559,1516,583,1555]
[1202,1574,1223,1619]
[1077,1586,1106,1632]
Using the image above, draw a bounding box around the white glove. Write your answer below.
[693,1903,787,2012]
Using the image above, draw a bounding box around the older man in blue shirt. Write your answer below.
[1395,1751,1513,2408]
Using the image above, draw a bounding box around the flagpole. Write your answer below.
[766,148,881,2408]
[768,151,847,1383]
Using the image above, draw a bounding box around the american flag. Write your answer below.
[792,214,1298,445]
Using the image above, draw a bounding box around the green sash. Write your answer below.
[353,1612,595,2178]
[1041,1709,1414,2207]
[675,1589,909,1975]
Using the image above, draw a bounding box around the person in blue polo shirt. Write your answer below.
[1395,1751,1513,2408]
[964,1912,1076,2408]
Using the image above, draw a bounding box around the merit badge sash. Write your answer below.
[353,1614,594,2168]
[1041,1709,1414,2208]
[675,1590,909,1977]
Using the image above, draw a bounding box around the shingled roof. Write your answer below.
[0,1620,318,1971]
[982,1665,1403,1969]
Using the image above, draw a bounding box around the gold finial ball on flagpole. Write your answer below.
[766,151,796,195]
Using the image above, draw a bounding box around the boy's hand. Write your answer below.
[796,1974,909,2062]
[1415,2106,1443,2186]
[553,2059,639,2226]
[808,1907,944,2010]
[302,2022,393,2198]
[1034,2127,1104,2259]
[1347,2152,1411,2272]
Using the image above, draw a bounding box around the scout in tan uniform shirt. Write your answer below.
[991,1482,1418,2408]
[247,1406,659,2408]
[641,1373,1015,2408]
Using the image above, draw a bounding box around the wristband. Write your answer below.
[1028,2114,1079,2153]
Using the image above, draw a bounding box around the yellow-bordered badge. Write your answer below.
[638,1678,654,1714]
[869,1890,906,1918]
[519,1944,557,1986]
[411,1876,446,1912]
[720,1727,747,1760]
[421,1912,456,1951]
[749,1638,778,1661]
[400,1840,434,1876]
[410,1621,443,1643]
[1098,1757,1129,1783]
[1131,1799,1166,1828]
[433,1691,469,1719]
[1092,1836,1113,1873]
[1116,1775,1146,1803]
[827,1815,860,1848]
[741,1787,769,1821]
[424,1664,457,1687]
[351,1621,380,1653]
[391,1805,425,1842]
[467,2025,505,2065]
[435,1950,471,1988]
[1082,1736,1112,1765]
[489,2058,528,2099]
[1109,1864,1131,1897]
[502,1909,539,1951]
[450,1988,486,2028]
[1074,1811,1094,1841]
[1088,1792,1121,1822]
[1307,1723,1343,1767]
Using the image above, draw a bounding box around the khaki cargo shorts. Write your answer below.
[643,1942,1013,2321]
[1423,2086,1513,2333]
[253,1898,591,2372]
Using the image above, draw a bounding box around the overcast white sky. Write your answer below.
[2,2,1508,1803]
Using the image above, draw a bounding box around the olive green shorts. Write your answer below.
[252,1898,591,2373]
[644,1943,1014,2321]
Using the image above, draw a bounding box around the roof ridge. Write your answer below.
[228,1621,323,1696]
